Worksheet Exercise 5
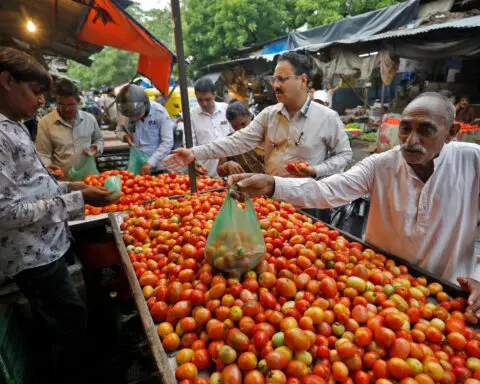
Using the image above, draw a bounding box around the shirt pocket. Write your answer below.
[142,124,160,145]
[284,131,324,160]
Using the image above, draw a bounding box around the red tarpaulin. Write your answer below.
[76,0,175,95]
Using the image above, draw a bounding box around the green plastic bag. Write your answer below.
[104,175,122,195]
[68,154,99,181]
[128,147,149,175]
[205,189,266,276]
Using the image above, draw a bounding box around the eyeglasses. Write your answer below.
[272,75,299,84]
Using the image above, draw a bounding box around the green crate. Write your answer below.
[0,305,30,384]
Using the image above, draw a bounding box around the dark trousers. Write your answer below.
[14,256,88,384]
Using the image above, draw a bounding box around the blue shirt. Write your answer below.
[116,102,174,167]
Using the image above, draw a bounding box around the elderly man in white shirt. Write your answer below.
[165,52,352,180]
[228,92,480,316]
[177,78,232,177]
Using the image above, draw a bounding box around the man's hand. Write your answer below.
[227,173,275,199]
[47,165,63,180]
[81,186,118,207]
[286,165,316,178]
[195,163,207,175]
[68,182,89,192]
[140,163,152,175]
[123,134,135,147]
[164,148,195,171]
[221,161,245,176]
[458,277,480,317]
[83,144,98,156]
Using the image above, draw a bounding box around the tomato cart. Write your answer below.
[107,190,479,384]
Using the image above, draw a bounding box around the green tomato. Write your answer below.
[272,332,284,348]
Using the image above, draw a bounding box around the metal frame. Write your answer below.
[171,0,197,193]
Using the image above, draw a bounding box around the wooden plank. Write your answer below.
[109,213,177,384]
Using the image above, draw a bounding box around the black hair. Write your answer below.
[54,78,79,98]
[277,52,313,81]
[194,78,216,93]
[0,46,52,93]
[226,101,251,122]
[310,72,323,90]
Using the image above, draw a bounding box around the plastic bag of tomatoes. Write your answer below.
[205,189,266,276]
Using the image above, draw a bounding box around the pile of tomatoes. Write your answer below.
[83,170,224,215]
[120,191,480,384]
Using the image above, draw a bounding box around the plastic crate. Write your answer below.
[0,305,30,384]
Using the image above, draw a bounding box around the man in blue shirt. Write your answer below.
[115,84,173,175]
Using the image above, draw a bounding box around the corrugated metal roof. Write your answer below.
[355,14,480,43]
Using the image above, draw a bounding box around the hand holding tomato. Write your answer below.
[195,163,208,175]
[83,144,98,156]
[286,161,316,178]
[48,165,63,180]
[140,163,152,175]
[164,148,195,171]
[458,276,480,317]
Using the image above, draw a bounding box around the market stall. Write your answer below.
[107,190,479,384]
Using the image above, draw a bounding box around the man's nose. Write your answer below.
[406,130,420,146]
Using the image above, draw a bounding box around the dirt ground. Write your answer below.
[348,139,375,168]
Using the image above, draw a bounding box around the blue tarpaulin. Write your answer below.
[261,38,288,55]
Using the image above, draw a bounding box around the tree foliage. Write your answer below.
[183,0,297,73]
[66,4,174,89]
[67,0,406,87]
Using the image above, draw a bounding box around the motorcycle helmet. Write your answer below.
[116,84,150,121]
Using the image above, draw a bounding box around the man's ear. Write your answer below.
[0,71,14,92]
[447,122,460,142]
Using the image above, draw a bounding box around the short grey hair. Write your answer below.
[412,92,456,128]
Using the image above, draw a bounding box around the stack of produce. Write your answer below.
[120,191,480,384]
[82,170,225,215]
[457,122,480,132]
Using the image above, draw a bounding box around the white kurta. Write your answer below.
[273,142,480,284]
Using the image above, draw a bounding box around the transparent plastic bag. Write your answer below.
[205,189,266,276]
[68,154,99,181]
[104,175,122,195]
[128,147,149,175]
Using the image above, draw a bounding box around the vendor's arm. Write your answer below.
[313,113,352,178]
[115,114,133,145]
[165,111,266,171]
[231,153,376,208]
[35,117,53,167]
[148,115,174,167]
